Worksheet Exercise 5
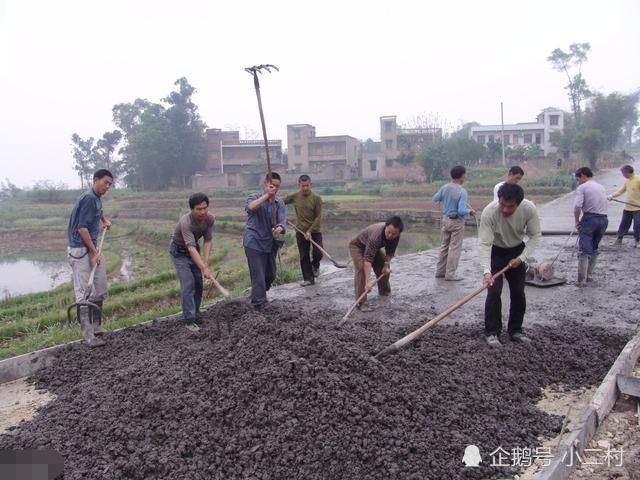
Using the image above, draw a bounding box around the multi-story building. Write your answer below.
[380,115,442,167]
[205,128,283,175]
[287,124,360,180]
[469,107,565,156]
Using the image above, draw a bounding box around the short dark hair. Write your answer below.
[385,215,404,232]
[575,167,593,178]
[298,174,311,183]
[508,166,524,176]
[621,165,634,174]
[265,172,282,182]
[189,192,209,209]
[93,169,113,180]
[450,165,466,179]
[497,183,524,204]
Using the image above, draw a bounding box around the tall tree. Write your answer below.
[163,77,207,187]
[93,130,123,180]
[573,129,605,169]
[547,43,591,129]
[584,91,640,150]
[71,134,96,189]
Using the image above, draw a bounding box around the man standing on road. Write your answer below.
[169,192,215,332]
[480,183,541,347]
[608,165,640,248]
[67,169,113,347]
[493,166,525,201]
[574,167,609,286]
[284,175,323,286]
[432,165,475,281]
[348,216,403,312]
[244,173,286,310]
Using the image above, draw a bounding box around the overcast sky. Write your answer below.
[1,0,638,188]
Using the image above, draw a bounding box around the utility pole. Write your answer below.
[500,102,506,167]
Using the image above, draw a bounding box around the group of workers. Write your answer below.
[68,163,639,347]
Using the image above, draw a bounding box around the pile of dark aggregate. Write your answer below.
[0,299,629,480]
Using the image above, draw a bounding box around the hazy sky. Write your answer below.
[1,0,639,188]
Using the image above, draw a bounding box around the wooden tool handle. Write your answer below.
[338,272,388,327]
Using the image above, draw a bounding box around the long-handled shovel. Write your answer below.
[374,264,512,359]
[204,271,231,299]
[338,272,388,327]
[66,227,107,324]
[286,221,348,268]
[611,198,640,209]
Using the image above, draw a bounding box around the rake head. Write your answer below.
[244,64,279,75]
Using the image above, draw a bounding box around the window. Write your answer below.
[385,121,392,132]
[512,134,519,145]
[549,115,559,126]
[523,133,532,144]
[476,135,485,144]
[535,133,542,145]
[294,145,301,155]
[385,139,393,150]
[369,160,377,171]
[488,135,495,143]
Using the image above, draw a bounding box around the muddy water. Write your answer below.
[0,259,69,299]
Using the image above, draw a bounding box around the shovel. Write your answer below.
[66,227,107,324]
[286,221,348,268]
[338,272,388,327]
[611,198,640,209]
[374,264,512,359]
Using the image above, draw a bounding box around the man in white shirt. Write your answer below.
[493,166,524,202]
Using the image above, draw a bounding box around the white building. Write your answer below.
[469,107,565,156]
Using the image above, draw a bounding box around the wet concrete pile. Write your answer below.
[0,300,629,480]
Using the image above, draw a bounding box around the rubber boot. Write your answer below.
[80,306,105,348]
[586,255,598,282]
[92,300,107,336]
[577,255,589,287]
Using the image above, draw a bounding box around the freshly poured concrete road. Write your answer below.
[272,166,640,334]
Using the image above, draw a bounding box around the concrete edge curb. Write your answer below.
[0,309,194,384]
[536,329,640,480]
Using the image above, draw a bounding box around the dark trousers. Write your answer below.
[295,232,323,282]
[617,210,640,241]
[245,246,277,307]
[484,243,526,336]
[578,213,608,256]
[169,243,203,324]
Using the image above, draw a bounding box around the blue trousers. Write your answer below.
[169,243,202,324]
[617,210,640,241]
[578,213,608,257]
[245,246,276,307]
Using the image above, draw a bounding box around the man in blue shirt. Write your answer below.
[243,172,286,310]
[432,165,475,281]
[67,169,113,347]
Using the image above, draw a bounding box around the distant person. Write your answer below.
[493,166,524,201]
[169,193,215,332]
[67,169,113,347]
[480,183,541,347]
[284,175,323,286]
[244,172,286,310]
[348,217,403,312]
[608,165,640,248]
[432,165,475,281]
[574,167,609,286]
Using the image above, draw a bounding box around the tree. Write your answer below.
[548,43,591,129]
[93,130,123,182]
[112,78,207,190]
[573,129,605,169]
[417,138,485,181]
[583,91,639,150]
[550,114,576,160]
[450,122,480,140]
[71,134,96,189]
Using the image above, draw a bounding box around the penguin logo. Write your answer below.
[462,445,482,467]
